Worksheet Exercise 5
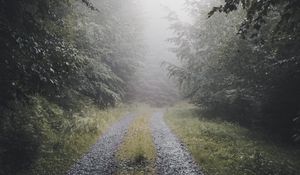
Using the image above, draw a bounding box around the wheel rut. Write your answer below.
[67,110,203,175]
[67,113,136,175]
[150,111,204,175]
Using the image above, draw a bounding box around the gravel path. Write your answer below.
[150,111,204,175]
[67,113,136,175]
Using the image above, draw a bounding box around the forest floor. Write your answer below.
[67,103,300,175]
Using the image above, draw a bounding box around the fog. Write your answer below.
[140,0,188,61]
[129,0,189,105]
[1,0,299,174]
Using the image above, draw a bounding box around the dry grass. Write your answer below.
[116,108,156,175]
[22,102,132,175]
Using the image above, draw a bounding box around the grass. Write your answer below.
[165,103,300,175]
[116,107,156,175]
[19,98,132,175]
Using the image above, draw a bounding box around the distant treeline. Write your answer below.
[0,0,142,174]
[167,0,300,142]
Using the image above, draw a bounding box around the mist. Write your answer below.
[1,0,300,174]
[126,0,188,106]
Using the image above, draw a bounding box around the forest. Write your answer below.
[167,0,300,142]
[0,0,299,175]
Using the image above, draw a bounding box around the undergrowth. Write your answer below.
[165,103,300,175]
[0,95,130,175]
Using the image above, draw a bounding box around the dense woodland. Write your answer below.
[0,0,143,174]
[167,0,300,143]
[0,0,299,174]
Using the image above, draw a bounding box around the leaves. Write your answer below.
[0,0,142,173]
[208,0,300,40]
[168,0,300,141]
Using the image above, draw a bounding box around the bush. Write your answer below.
[0,96,66,174]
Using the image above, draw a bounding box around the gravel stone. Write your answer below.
[150,111,204,175]
[67,113,136,175]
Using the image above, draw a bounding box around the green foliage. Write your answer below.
[165,103,300,175]
[0,96,129,175]
[77,61,125,107]
[0,0,142,106]
[0,0,143,174]
[0,96,67,174]
[167,0,300,141]
[0,0,86,103]
[208,0,300,40]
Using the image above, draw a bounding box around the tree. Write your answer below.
[0,0,144,173]
[167,0,300,142]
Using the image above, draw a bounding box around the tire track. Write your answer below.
[150,111,204,175]
[67,113,136,175]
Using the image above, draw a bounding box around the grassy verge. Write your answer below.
[19,98,132,175]
[116,107,156,175]
[165,103,300,175]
